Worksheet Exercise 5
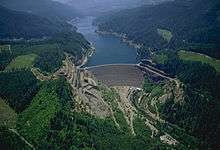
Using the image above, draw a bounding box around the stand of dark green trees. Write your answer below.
[96,0,220,59]
[153,50,220,149]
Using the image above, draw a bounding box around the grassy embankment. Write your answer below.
[178,50,220,73]
[6,54,37,70]
[0,98,17,128]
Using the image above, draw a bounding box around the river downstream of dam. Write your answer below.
[74,17,138,67]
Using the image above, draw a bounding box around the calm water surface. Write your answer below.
[75,17,138,67]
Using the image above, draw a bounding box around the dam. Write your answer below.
[81,63,173,88]
[85,64,145,87]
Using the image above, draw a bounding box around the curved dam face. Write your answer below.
[85,64,145,88]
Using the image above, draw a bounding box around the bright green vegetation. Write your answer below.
[151,86,164,97]
[157,28,173,43]
[5,32,90,73]
[0,99,17,128]
[101,87,130,133]
[17,80,62,145]
[15,78,74,148]
[1,0,220,148]
[11,43,58,56]
[143,78,164,96]
[43,111,170,150]
[0,70,38,112]
[178,50,220,73]
[133,116,151,137]
[139,79,199,149]
[140,80,159,114]
[10,43,64,73]
[6,54,37,70]
[152,53,168,64]
[131,90,192,149]
[135,81,193,148]
[14,79,171,149]
[41,88,171,149]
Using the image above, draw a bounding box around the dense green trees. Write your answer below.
[152,50,220,149]
[164,59,217,88]
[0,5,65,39]
[0,126,30,150]
[42,111,173,150]
[34,48,64,73]
[17,79,63,145]
[1,0,219,149]
[160,85,220,149]
[41,107,173,150]
[0,70,38,112]
[0,49,14,71]
[12,78,175,149]
[0,30,91,73]
[96,0,220,58]
[0,0,80,22]
[31,32,90,73]
[50,32,91,61]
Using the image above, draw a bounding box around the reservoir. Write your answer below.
[75,17,138,67]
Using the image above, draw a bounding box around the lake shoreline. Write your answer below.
[74,17,138,67]
[77,46,96,68]
[95,30,143,50]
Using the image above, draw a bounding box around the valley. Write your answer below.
[0,0,219,149]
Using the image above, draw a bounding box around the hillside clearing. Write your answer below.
[157,28,173,43]
[178,50,220,73]
[6,54,37,70]
[0,98,17,128]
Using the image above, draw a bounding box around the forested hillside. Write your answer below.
[151,50,220,149]
[0,2,94,147]
[95,0,220,149]
[0,5,66,39]
[1,0,220,149]
[96,0,220,58]
[0,0,79,21]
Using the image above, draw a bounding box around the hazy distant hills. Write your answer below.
[0,0,81,39]
[0,0,79,21]
[55,0,171,15]
[0,5,66,39]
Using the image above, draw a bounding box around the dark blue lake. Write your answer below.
[75,17,138,67]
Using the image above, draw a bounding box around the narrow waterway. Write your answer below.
[74,16,138,67]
